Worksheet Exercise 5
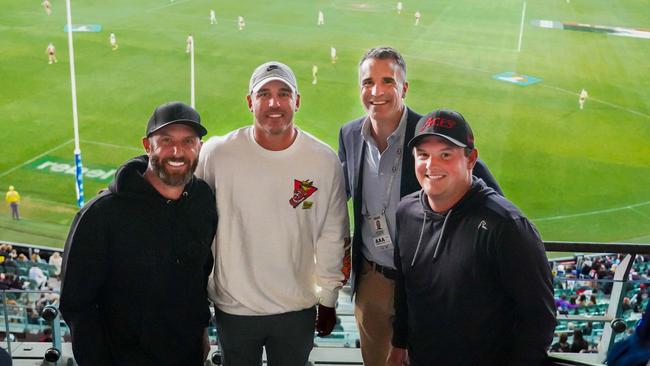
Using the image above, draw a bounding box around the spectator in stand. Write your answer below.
[30,252,42,264]
[577,294,588,307]
[33,249,46,263]
[632,292,646,313]
[570,329,589,353]
[555,295,577,314]
[48,251,62,276]
[3,259,17,275]
[622,297,633,312]
[0,244,10,258]
[60,102,216,365]
[17,253,28,262]
[388,109,554,366]
[588,294,598,306]
[0,273,11,290]
[40,328,53,342]
[5,274,24,290]
[196,62,348,366]
[550,334,571,352]
[28,265,47,289]
[27,307,41,325]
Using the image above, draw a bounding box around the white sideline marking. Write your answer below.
[540,84,650,119]
[148,0,190,12]
[0,139,73,179]
[29,196,79,209]
[81,140,142,152]
[629,207,650,220]
[517,1,527,52]
[407,53,650,120]
[533,201,650,222]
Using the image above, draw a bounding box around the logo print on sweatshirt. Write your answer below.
[289,179,318,208]
[478,220,488,230]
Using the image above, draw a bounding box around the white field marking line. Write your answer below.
[0,139,74,179]
[629,207,650,220]
[517,1,527,52]
[407,53,650,121]
[540,84,650,119]
[147,0,190,12]
[408,54,650,122]
[532,201,650,222]
[29,196,79,209]
[81,140,142,152]
[622,234,650,243]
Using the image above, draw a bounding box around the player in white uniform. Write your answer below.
[110,32,118,51]
[414,10,421,26]
[238,16,246,30]
[397,2,403,14]
[186,34,193,53]
[42,0,51,15]
[312,64,319,85]
[579,89,589,110]
[46,43,57,64]
[318,10,325,26]
[330,46,337,64]
[210,9,217,24]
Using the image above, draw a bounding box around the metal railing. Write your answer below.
[0,241,648,365]
[545,241,650,366]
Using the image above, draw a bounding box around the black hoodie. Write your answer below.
[392,178,555,366]
[60,155,217,366]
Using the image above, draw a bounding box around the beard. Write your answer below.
[149,153,197,187]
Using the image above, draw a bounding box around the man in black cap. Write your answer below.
[60,101,217,365]
[387,109,556,366]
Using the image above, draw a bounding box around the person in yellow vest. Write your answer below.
[5,186,20,220]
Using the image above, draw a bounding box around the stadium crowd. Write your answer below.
[548,254,650,354]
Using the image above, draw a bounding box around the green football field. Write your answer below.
[1,0,649,249]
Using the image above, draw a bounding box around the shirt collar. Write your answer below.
[361,107,408,147]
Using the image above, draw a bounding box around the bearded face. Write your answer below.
[144,124,201,188]
[149,150,198,187]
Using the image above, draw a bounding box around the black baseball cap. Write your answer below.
[408,109,475,150]
[146,102,207,138]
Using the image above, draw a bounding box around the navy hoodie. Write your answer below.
[60,156,217,366]
[392,178,555,366]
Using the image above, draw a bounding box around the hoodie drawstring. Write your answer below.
[410,211,427,267]
[411,208,453,267]
[433,208,452,259]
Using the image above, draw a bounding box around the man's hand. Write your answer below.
[202,327,211,360]
[386,346,409,366]
[315,304,336,336]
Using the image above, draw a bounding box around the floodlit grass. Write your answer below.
[1,0,649,248]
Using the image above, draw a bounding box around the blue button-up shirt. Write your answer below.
[360,108,408,269]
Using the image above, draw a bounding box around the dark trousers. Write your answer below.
[215,306,316,366]
[9,202,19,220]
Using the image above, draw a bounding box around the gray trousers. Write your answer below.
[9,202,19,220]
[214,306,316,366]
